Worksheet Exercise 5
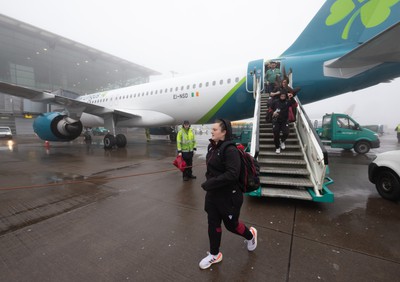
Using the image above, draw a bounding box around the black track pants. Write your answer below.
[204,190,253,255]
[272,121,289,149]
[181,151,193,178]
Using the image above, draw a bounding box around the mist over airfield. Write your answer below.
[1,0,399,128]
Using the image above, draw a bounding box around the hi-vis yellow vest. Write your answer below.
[177,128,196,152]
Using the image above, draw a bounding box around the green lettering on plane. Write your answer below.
[326,0,400,39]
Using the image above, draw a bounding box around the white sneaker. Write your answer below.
[275,148,281,154]
[199,252,223,269]
[280,141,286,150]
[247,227,258,251]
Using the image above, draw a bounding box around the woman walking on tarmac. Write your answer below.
[199,118,257,270]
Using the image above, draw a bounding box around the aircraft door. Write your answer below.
[246,59,264,93]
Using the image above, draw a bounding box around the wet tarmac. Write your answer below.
[0,130,399,281]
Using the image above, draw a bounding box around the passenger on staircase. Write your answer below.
[269,92,297,154]
[270,78,300,100]
[264,61,281,94]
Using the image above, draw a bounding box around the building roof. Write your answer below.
[0,13,160,95]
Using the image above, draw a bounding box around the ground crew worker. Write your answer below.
[395,123,400,143]
[177,120,197,181]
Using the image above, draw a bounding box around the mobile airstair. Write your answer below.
[247,71,333,202]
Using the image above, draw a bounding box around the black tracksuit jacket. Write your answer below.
[201,139,241,195]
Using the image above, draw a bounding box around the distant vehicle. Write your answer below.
[149,126,177,141]
[362,124,384,136]
[368,150,400,201]
[92,127,109,136]
[316,113,380,154]
[0,127,13,139]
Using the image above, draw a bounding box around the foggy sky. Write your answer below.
[1,0,399,128]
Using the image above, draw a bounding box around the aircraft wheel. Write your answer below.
[375,169,400,201]
[104,134,116,149]
[116,134,127,148]
[354,141,370,154]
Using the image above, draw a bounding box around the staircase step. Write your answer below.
[260,144,301,149]
[260,188,313,200]
[260,175,313,187]
[260,167,309,175]
[258,158,307,165]
[259,138,298,143]
[258,151,303,157]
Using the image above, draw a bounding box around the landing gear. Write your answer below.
[103,133,127,149]
[116,134,127,147]
[103,134,116,149]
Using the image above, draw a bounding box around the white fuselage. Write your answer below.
[78,65,248,127]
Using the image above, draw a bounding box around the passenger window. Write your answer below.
[160,89,163,94]
[235,77,239,82]
[193,84,196,89]
[187,85,190,90]
[220,79,223,85]
[181,86,184,90]
[212,81,216,86]
[199,83,202,88]
[227,78,231,84]
[150,91,153,95]
[170,88,173,92]
[206,82,209,87]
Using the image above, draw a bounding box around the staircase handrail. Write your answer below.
[294,96,329,195]
[250,74,261,159]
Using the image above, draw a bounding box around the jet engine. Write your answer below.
[33,112,83,141]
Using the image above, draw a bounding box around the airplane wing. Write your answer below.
[0,82,174,125]
[0,82,113,116]
[324,22,400,78]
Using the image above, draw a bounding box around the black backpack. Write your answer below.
[220,143,261,193]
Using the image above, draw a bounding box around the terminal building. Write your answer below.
[0,14,160,134]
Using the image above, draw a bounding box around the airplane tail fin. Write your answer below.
[281,0,400,56]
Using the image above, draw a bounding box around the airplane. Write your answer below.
[0,0,399,149]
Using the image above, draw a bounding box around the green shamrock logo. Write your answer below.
[326,0,400,39]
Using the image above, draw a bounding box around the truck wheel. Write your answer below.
[354,141,370,154]
[375,170,400,201]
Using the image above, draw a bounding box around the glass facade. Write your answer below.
[0,14,159,115]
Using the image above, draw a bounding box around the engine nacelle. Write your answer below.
[33,112,83,141]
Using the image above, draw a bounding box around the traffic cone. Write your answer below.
[44,140,50,148]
